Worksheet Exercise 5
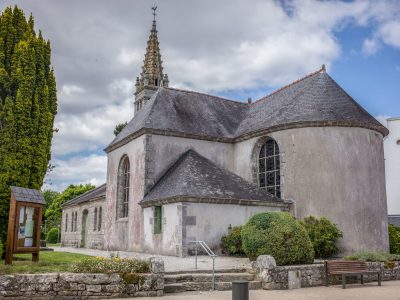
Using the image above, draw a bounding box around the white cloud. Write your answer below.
[118,48,141,66]
[44,154,107,191]
[375,115,391,127]
[61,84,84,96]
[363,37,380,55]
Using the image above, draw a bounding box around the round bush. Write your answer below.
[221,226,244,255]
[300,216,342,258]
[46,227,59,244]
[241,212,314,265]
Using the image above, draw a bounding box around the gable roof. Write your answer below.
[141,149,280,206]
[106,69,387,152]
[11,186,45,205]
[62,184,106,208]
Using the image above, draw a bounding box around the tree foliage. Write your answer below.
[221,226,244,256]
[389,224,400,255]
[0,6,57,244]
[45,184,95,229]
[114,122,127,136]
[300,216,343,258]
[241,212,314,265]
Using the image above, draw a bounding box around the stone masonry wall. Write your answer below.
[0,258,164,299]
[253,256,400,290]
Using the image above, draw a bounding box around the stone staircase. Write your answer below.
[164,268,262,293]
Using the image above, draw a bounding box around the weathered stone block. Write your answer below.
[149,257,165,274]
[86,284,102,293]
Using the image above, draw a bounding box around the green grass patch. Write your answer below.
[0,251,90,275]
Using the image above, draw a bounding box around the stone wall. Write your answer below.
[0,258,164,299]
[61,198,105,249]
[253,255,400,290]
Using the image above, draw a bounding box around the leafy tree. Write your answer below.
[45,184,95,229]
[389,224,400,255]
[114,122,127,136]
[0,6,58,244]
[300,216,343,258]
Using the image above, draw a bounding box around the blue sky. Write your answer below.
[1,0,399,191]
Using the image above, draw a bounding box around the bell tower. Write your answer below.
[134,6,169,113]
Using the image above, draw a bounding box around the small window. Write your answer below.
[65,214,68,232]
[397,139,400,145]
[71,212,74,232]
[94,207,97,231]
[74,212,78,232]
[98,207,102,231]
[154,206,162,234]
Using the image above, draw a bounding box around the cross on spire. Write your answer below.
[152,5,157,21]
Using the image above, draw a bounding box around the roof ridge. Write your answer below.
[253,67,324,105]
[62,184,106,207]
[163,87,248,105]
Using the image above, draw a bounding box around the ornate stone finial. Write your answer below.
[321,64,326,72]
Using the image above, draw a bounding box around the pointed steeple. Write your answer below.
[134,6,168,113]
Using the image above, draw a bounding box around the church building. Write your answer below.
[61,11,389,256]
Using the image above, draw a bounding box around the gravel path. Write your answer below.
[52,246,251,272]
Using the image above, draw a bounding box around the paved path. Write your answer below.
[52,246,250,272]
[130,280,400,300]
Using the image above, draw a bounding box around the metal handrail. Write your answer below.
[189,240,217,290]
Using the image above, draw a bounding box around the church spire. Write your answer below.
[134,6,168,113]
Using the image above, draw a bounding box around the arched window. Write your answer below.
[65,214,68,232]
[117,156,130,219]
[259,139,281,197]
[98,207,102,231]
[94,207,97,231]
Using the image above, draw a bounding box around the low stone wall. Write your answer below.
[0,258,164,299]
[253,255,400,290]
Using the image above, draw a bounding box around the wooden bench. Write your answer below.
[325,260,381,289]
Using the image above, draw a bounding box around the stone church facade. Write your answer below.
[61,13,389,256]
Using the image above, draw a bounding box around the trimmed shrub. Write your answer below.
[300,216,343,258]
[46,227,59,244]
[221,226,244,255]
[71,256,150,273]
[389,224,400,254]
[241,212,314,265]
[345,251,400,262]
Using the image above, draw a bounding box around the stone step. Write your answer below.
[165,272,255,284]
[165,268,249,275]
[164,280,262,293]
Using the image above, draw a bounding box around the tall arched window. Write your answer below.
[259,139,281,198]
[94,207,97,231]
[98,207,102,231]
[65,214,68,232]
[117,156,130,219]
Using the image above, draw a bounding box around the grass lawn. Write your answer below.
[46,243,61,247]
[0,251,90,275]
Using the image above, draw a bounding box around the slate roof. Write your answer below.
[106,69,387,152]
[10,186,45,205]
[62,184,106,208]
[142,149,280,205]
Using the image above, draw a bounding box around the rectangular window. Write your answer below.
[65,214,68,232]
[94,208,97,231]
[98,207,102,231]
[154,206,162,234]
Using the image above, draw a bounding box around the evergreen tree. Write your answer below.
[114,122,127,136]
[0,6,57,244]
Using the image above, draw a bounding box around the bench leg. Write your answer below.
[342,274,346,289]
[361,274,364,285]
[378,273,381,286]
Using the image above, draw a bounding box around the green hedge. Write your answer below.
[0,239,3,260]
[71,257,150,273]
[241,212,314,265]
[300,216,342,258]
[389,224,400,254]
[221,226,244,255]
[345,251,400,262]
[46,227,59,244]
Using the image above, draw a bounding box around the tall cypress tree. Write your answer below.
[0,6,57,244]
